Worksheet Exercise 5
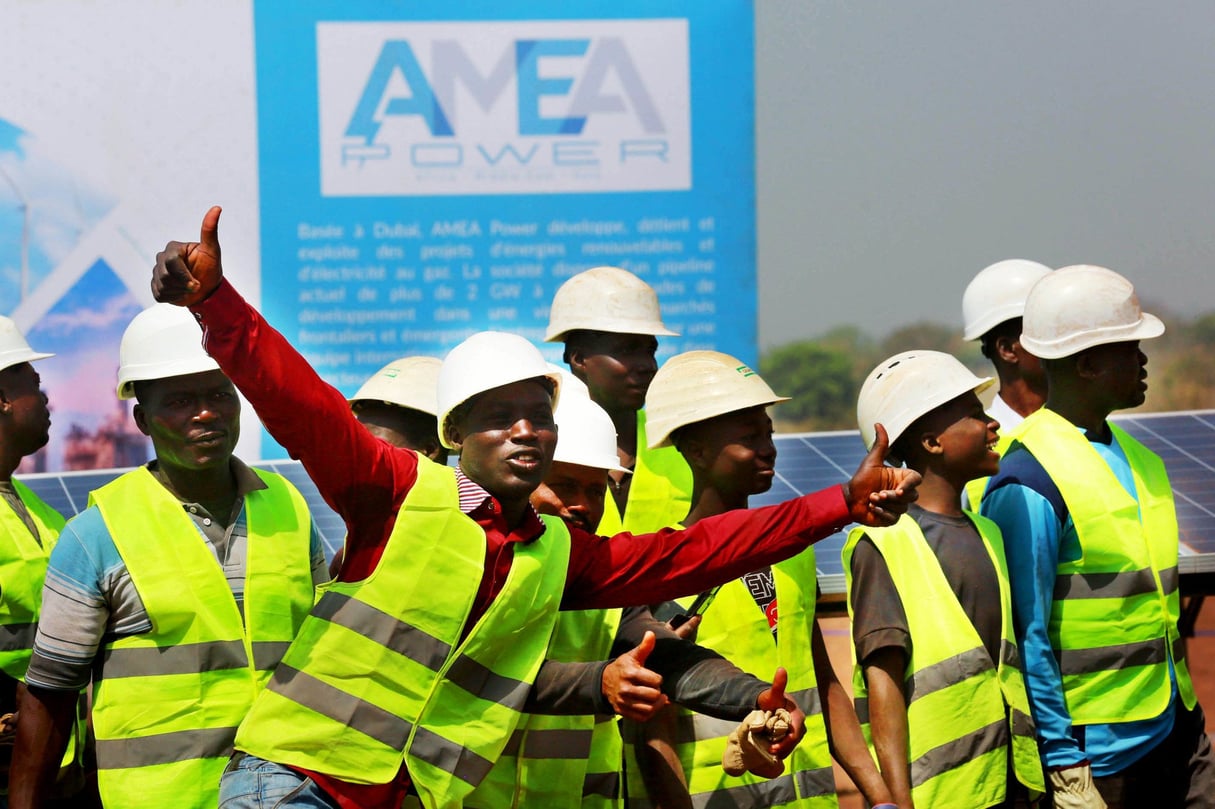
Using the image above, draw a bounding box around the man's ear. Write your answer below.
[1073,350,1101,382]
[132,404,152,437]
[677,433,710,472]
[444,419,463,452]
[919,430,945,457]
[994,334,1020,365]
[566,345,587,377]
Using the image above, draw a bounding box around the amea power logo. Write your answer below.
[316,19,691,196]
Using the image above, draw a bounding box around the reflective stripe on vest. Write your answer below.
[626,547,836,809]
[466,606,625,809]
[843,513,1044,808]
[0,480,65,679]
[1017,410,1196,724]
[89,466,314,809]
[596,410,693,535]
[234,457,572,809]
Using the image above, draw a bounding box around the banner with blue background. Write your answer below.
[254,1,755,457]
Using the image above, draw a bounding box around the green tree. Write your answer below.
[760,340,857,430]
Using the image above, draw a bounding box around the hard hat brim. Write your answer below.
[0,349,54,374]
[544,323,680,343]
[1020,312,1165,360]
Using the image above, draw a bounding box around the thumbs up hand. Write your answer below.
[600,631,670,722]
[844,423,922,527]
[153,206,225,306]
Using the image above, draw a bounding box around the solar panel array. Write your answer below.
[752,409,1215,599]
[17,409,1215,598]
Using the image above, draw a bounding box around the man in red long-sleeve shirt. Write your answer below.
[151,207,920,809]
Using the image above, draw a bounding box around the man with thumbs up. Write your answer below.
[149,207,918,809]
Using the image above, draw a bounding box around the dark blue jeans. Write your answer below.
[218,754,338,809]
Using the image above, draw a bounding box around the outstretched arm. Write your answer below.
[152,208,419,562]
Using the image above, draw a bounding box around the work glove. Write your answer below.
[722,708,790,779]
[1048,763,1107,809]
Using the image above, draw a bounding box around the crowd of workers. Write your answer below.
[0,204,1209,809]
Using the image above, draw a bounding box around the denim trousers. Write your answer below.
[218,753,338,809]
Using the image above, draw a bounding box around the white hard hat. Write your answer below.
[553,388,630,473]
[857,350,993,450]
[116,304,221,399]
[350,356,442,416]
[962,259,1053,340]
[1020,265,1164,360]
[645,351,789,449]
[0,316,52,373]
[436,331,562,449]
[544,266,678,342]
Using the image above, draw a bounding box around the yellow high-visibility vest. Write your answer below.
[90,467,315,809]
[466,607,624,809]
[0,480,65,679]
[234,457,572,809]
[1016,408,1196,724]
[596,411,693,535]
[843,513,1044,809]
[626,548,837,809]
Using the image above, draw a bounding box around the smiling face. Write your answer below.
[132,370,240,476]
[914,390,1001,482]
[0,362,52,458]
[446,378,558,507]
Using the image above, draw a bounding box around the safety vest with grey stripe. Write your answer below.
[0,479,65,680]
[844,513,1044,809]
[89,466,315,809]
[233,457,572,809]
[596,410,693,536]
[626,546,837,809]
[465,605,625,809]
[1016,410,1196,724]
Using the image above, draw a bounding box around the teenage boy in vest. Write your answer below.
[0,319,90,806]
[151,206,919,809]
[632,351,896,809]
[960,260,1052,508]
[471,385,803,809]
[981,265,1214,808]
[845,350,1044,809]
[546,266,694,534]
[10,305,327,809]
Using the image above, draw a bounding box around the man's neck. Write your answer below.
[996,374,1047,419]
[608,407,638,456]
[684,485,747,528]
[912,469,965,518]
[1046,393,1113,443]
[152,460,240,525]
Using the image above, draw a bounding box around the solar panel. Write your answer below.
[753,409,1215,601]
[15,408,1215,599]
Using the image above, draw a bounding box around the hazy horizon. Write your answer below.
[755,2,1215,349]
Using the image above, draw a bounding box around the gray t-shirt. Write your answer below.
[849,503,1003,670]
